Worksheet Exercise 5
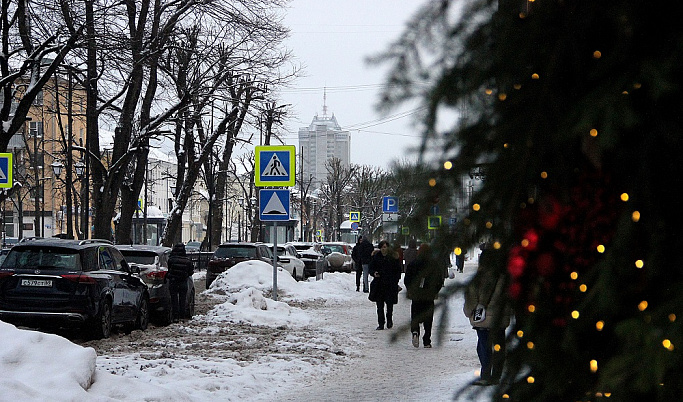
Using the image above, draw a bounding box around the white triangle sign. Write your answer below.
[263,193,287,215]
[261,154,287,177]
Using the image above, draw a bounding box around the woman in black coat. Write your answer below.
[404,243,444,348]
[369,240,402,330]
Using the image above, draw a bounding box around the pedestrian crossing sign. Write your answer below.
[0,153,13,189]
[428,215,441,229]
[255,145,295,187]
[349,211,360,222]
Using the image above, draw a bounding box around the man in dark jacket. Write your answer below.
[352,236,363,292]
[168,243,194,322]
[359,236,374,293]
[405,243,444,348]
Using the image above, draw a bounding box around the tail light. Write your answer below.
[0,270,15,279]
[61,274,97,284]
[146,270,167,280]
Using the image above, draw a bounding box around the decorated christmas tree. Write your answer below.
[378,0,683,400]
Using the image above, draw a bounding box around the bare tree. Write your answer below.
[348,164,389,241]
[318,158,356,241]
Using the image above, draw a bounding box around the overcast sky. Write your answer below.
[278,0,427,169]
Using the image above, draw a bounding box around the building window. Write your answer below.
[29,121,44,138]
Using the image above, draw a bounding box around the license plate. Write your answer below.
[21,279,53,287]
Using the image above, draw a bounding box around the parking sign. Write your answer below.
[382,196,398,213]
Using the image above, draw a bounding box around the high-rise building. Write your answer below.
[298,103,350,188]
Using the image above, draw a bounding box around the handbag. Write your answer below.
[368,279,379,302]
[472,303,486,323]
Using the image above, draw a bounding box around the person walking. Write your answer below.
[359,236,374,293]
[404,243,444,348]
[352,236,364,292]
[368,240,401,330]
[463,250,511,385]
[455,252,465,273]
[168,243,195,323]
[403,239,418,270]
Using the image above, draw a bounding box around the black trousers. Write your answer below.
[376,300,394,326]
[170,279,188,320]
[475,327,506,381]
[410,300,435,345]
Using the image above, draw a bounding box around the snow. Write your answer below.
[0,260,493,401]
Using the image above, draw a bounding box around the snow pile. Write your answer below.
[0,321,96,400]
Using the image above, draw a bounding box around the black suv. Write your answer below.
[206,242,275,288]
[0,238,150,339]
[116,244,195,325]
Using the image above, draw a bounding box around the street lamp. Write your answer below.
[51,161,64,177]
[238,197,244,242]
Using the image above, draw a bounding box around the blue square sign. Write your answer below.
[0,153,13,188]
[255,145,295,187]
[259,189,290,221]
[382,196,398,213]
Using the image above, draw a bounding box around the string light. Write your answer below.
[593,50,602,59]
[597,244,606,253]
[443,161,453,170]
[498,93,507,101]
[532,73,539,79]
[494,344,502,352]
[596,321,605,331]
[472,203,481,211]
[502,394,510,399]
[493,241,502,249]
[517,330,524,337]
[635,260,644,269]
[638,301,648,311]
[485,88,493,95]
[590,360,598,372]
[528,304,536,313]
[632,211,641,222]
[521,239,530,247]
[590,128,598,137]
[485,221,493,229]
[572,310,580,319]
[540,171,548,179]
[514,84,522,90]
[527,341,535,350]
[527,376,535,384]
[570,271,579,280]
[669,314,676,322]
[580,284,588,292]
[634,83,642,89]
[428,178,436,187]
[662,339,674,351]
[620,193,629,202]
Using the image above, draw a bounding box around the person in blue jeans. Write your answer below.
[463,250,511,385]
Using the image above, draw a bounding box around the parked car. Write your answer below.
[185,241,202,252]
[206,242,276,289]
[264,243,306,281]
[116,244,195,325]
[286,242,326,279]
[0,238,149,339]
[320,242,354,273]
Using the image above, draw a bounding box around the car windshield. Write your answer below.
[213,246,256,259]
[2,247,80,270]
[324,245,345,253]
[120,251,157,265]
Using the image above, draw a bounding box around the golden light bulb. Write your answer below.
[597,244,605,253]
[632,211,641,222]
[528,304,536,313]
[540,171,548,179]
[570,271,578,280]
[532,73,539,79]
[527,376,535,384]
[590,128,598,137]
[620,193,629,202]
[572,310,580,319]
[638,300,648,311]
[472,203,481,211]
[443,161,453,170]
[493,242,501,249]
[593,50,602,59]
[590,359,598,372]
[596,321,605,331]
[428,178,436,187]
[635,260,644,269]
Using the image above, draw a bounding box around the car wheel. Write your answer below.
[90,299,112,340]
[186,289,195,319]
[135,296,150,331]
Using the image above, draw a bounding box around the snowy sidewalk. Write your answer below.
[263,265,486,402]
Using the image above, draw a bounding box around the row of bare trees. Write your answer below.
[298,158,428,243]
[1,0,296,246]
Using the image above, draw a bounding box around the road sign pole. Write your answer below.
[272,221,278,301]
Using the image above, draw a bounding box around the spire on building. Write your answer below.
[322,87,328,118]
